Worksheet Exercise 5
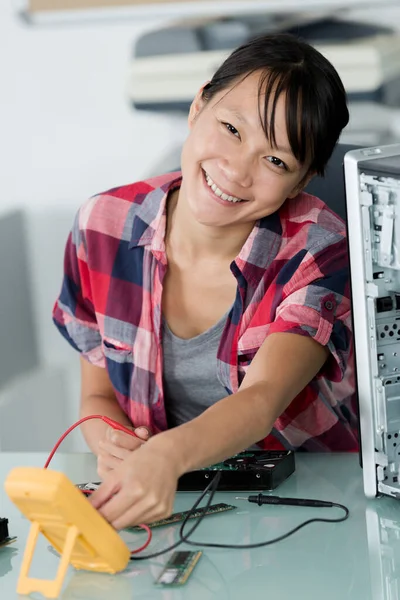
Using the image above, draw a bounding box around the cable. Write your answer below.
[44,416,350,557]
[43,415,151,555]
[43,415,139,469]
[178,486,349,550]
[130,473,221,561]
[177,471,222,542]
[133,469,349,558]
[236,494,346,509]
[130,524,152,554]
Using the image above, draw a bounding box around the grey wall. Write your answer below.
[0,208,87,451]
[0,211,39,389]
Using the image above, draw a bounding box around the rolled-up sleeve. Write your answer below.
[52,208,105,367]
[268,235,352,382]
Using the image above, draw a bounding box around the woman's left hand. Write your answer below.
[89,440,180,529]
[97,425,151,480]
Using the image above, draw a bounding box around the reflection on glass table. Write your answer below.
[0,544,18,578]
[366,499,400,600]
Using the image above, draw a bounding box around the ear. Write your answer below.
[188,81,210,129]
[287,171,315,199]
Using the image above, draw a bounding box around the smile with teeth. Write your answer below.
[204,171,244,203]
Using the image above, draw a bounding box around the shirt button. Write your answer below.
[324,300,334,311]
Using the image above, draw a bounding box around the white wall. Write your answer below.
[0,2,190,365]
[343,6,400,30]
[0,1,188,450]
[1,1,400,451]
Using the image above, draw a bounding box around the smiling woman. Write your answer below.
[52,32,358,529]
[201,34,349,176]
[180,72,312,229]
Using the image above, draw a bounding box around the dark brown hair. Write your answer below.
[202,33,349,176]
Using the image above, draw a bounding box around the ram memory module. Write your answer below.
[125,502,236,532]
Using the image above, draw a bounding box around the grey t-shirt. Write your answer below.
[162,312,228,428]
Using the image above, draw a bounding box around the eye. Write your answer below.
[222,121,240,138]
[266,156,287,170]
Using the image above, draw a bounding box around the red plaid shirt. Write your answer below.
[53,171,358,451]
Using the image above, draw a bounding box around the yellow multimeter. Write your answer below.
[5,467,131,599]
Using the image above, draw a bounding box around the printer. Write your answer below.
[127,16,400,146]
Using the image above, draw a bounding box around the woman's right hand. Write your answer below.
[97,425,151,480]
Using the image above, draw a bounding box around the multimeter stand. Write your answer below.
[4,467,131,599]
[19,522,79,598]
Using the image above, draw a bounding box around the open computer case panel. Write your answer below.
[345,144,400,499]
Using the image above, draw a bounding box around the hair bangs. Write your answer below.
[202,33,349,177]
[258,68,322,174]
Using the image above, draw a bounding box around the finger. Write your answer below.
[97,462,113,481]
[97,482,172,529]
[89,473,121,510]
[95,478,148,526]
[133,427,151,440]
[100,493,149,529]
[99,440,131,461]
[105,426,116,442]
[108,429,146,450]
[97,450,122,471]
[105,425,134,443]
[112,497,173,530]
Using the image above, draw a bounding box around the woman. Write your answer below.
[53,32,358,529]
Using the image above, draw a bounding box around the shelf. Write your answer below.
[15,0,400,26]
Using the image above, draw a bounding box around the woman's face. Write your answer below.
[179,71,312,228]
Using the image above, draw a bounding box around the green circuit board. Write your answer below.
[156,551,202,586]
[202,452,257,470]
[125,502,236,532]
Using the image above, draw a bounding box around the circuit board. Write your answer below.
[201,452,267,470]
[125,502,236,532]
[76,450,295,495]
[178,449,295,491]
[155,551,202,586]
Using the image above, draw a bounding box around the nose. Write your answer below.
[218,153,254,189]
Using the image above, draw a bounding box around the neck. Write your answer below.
[166,187,255,263]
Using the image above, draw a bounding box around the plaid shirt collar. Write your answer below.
[128,170,283,285]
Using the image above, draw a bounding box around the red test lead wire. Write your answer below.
[43,415,139,469]
[129,524,152,554]
[43,414,152,554]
